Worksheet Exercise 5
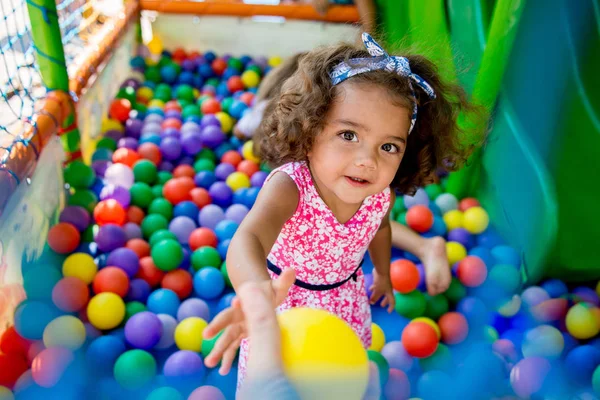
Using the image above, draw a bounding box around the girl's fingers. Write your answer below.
[205,324,243,368]
[203,307,238,339]
[219,333,243,376]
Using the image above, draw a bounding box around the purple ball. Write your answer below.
[92,160,111,177]
[255,56,268,69]
[182,59,196,72]
[416,263,426,291]
[448,228,474,249]
[573,287,600,306]
[179,156,194,166]
[181,122,201,136]
[250,171,268,187]
[215,163,236,181]
[121,78,141,90]
[144,115,163,125]
[165,111,182,120]
[118,137,138,150]
[381,341,414,372]
[106,248,140,277]
[126,279,151,303]
[156,314,177,349]
[125,119,143,139]
[162,128,181,138]
[160,137,183,161]
[159,161,174,172]
[104,129,124,141]
[188,386,226,400]
[164,350,205,378]
[200,115,220,129]
[224,204,249,224]
[100,185,131,208]
[169,216,197,245]
[208,182,233,208]
[142,121,162,135]
[59,206,90,232]
[198,204,225,230]
[510,357,551,398]
[182,132,203,156]
[95,224,127,252]
[201,126,226,149]
[123,222,142,240]
[177,298,210,322]
[124,311,162,349]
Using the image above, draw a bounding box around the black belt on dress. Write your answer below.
[267,258,364,291]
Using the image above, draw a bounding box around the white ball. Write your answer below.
[435,193,458,214]
[104,163,134,189]
[404,187,429,208]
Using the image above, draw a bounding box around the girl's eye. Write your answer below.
[340,131,358,142]
[382,143,399,153]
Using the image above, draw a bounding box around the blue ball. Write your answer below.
[468,247,495,267]
[92,147,113,162]
[418,371,453,399]
[222,66,240,80]
[243,187,260,208]
[217,292,236,314]
[147,107,165,117]
[428,216,447,236]
[75,242,98,257]
[13,300,59,340]
[428,202,442,216]
[160,65,179,84]
[130,56,146,69]
[541,279,569,298]
[90,177,104,198]
[193,267,225,300]
[229,101,248,120]
[140,133,162,145]
[233,188,248,205]
[457,296,488,327]
[125,279,151,303]
[86,336,126,375]
[215,143,234,160]
[180,247,191,270]
[476,226,504,249]
[174,201,200,220]
[216,82,231,97]
[23,266,61,301]
[193,75,205,89]
[204,51,216,63]
[488,264,521,294]
[217,239,231,260]
[178,71,195,86]
[185,115,202,124]
[564,345,600,386]
[248,87,259,94]
[205,367,237,400]
[402,251,420,263]
[491,245,520,267]
[240,55,252,66]
[147,288,181,317]
[229,136,242,148]
[194,171,217,189]
[143,81,156,90]
[214,220,239,242]
[500,328,524,349]
[198,63,214,79]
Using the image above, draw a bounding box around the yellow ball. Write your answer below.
[443,210,463,231]
[268,56,282,68]
[242,141,260,163]
[566,303,600,340]
[463,206,489,234]
[145,57,157,67]
[63,253,97,284]
[87,293,126,330]
[369,323,386,352]
[241,70,261,88]
[193,88,200,98]
[412,317,441,339]
[595,280,600,298]
[102,118,124,133]
[215,112,233,133]
[148,99,165,109]
[226,172,251,192]
[174,317,208,351]
[278,308,369,400]
[498,294,521,317]
[147,36,163,55]
[43,315,86,351]
[0,386,14,400]
[137,87,154,102]
[446,241,467,265]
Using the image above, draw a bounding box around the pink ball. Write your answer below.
[384,368,411,400]
[188,385,226,400]
[31,347,74,388]
[510,357,551,398]
[381,341,413,372]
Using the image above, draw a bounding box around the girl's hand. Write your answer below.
[422,237,451,296]
[202,268,296,375]
[369,271,395,313]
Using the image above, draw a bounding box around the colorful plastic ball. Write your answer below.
[462,206,489,234]
[214,220,238,242]
[100,185,132,208]
[488,264,521,294]
[94,199,127,226]
[48,222,80,254]
[43,315,85,351]
[109,99,132,122]
[370,323,386,352]
[394,290,426,319]
[147,289,181,317]
[152,239,184,271]
[215,162,235,181]
[62,252,97,284]
[437,312,468,344]
[93,267,130,297]
[163,177,195,205]
[510,357,551,399]
[114,349,157,389]
[242,141,259,163]
[208,182,233,208]
[541,278,568,298]
[104,163,135,189]
[64,160,96,189]
[152,314,177,350]
[250,170,268,187]
[521,325,564,359]
[241,70,260,88]
[107,247,140,277]
[169,216,197,245]
[457,256,487,287]
[381,341,413,372]
[566,303,599,339]
[198,204,226,230]
[201,98,221,114]
[458,197,480,211]
[390,259,420,294]
[565,345,600,387]
[446,241,467,265]
[87,292,126,330]
[142,214,169,239]
[126,238,151,259]
[31,347,74,388]
[491,245,520,267]
[424,294,449,320]
[22,265,61,301]
[401,321,439,358]
[521,286,550,308]
[164,350,206,382]
[191,246,222,270]
[215,112,233,133]
[177,298,210,322]
[113,148,141,167]
[123,311,162,350]
[189,227,218,250]
[126,279,151,304]
[161,269,193,299]
[442,210,463,231]
[221,150,242,167]
[86,335,126,374]
[405,205,434,233]
[225,171,250,192]
[174,317,208,352]
[188,386,226,400]
[193,267,225,300]
[447,228,474,248]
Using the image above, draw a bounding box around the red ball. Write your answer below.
[227,76,245,93]
[127,206,145,225]
[0,352,28,389]
[457,256,487,287]
[137,256,165,287]
[401,321,439,358]
[94,199,127,226]
[189,227,218,250]
[390,259,420,294]
[52,277,90,312]
[93,267,130,297]
[190,188,211,208]
[438,312,469,344]
[109,98,132,122]
[172,48,187,62]
[212,58,228,76]
[48,223,80,254]
[161,118,182,130]
[384,368,411,400]
[237,160,259,177]
[164,100,182,112]
[201,98,221,114]
[138,143,162,165]
[221,151,243,167]
[162,269,193,299]
[459,197,480,212]
[113,148,141,167]
[126,238,151,259]
[406,205,434,233]
[163,177,195,205]
[173,165,195,179]
[239,92,255,106]
[188,51,200,60]
[0,326,30,357]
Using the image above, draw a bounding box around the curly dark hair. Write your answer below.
[255,41,485,195]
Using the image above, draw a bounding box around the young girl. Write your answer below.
[203,33,479,389]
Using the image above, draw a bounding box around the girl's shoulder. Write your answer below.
[265,161,310,192]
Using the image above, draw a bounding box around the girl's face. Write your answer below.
[308,82,410,209]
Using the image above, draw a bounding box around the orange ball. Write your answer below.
[163,177,195,205]
[48,223,80,254]
[138,143,162,165]
[161,269,193,299]
[401,321,439,358]
[52,277,90,312]
[164,100,182,112]
[438,312,469,344]
[221,151,243,167]
[161,118,182,130]
[126,238,151,258]
[173,165,195,179]
[201,98,221,114]
[191,188,211,208]
[227,76,245,93]
[93,266,130,298]
[406,205,434,233]
[237,160,259,177]
[459,198,481,212]
[390,259,420,294]
[136,256,165,287]
[109,99,131,122]
[239,92,255,106]
[94,199,127,226]
[189,227,218,250]
[211,59,228,76]
[113,148,141,167]
[127,206,145,225]
[457,256,487,287]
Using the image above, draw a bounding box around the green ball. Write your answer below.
[152,239,184,271]
[147,387,183,400]
[483,325,499,343]
[133,160,158,184]
[424,294,449,320]
[260,163,272,173]
[220,261,232,287]
[148,198,173,220]
[419,344,452,372]
[221,97,234,113]
[197,95,211,107]
[82,224,96,242]
[155,90,171,103]
[246,65,262,76]
[194,158,216,172]
[157,171,173,185]
[178,99,191,108]
[206,78,220,87]
[68,189,98,213]
[130,182,154,209]
[145,67,161,83]
[155,83,172,97]
[149,229,178,247]
[425,183,443,200]
[116,86,137,104]
[396,211,407,225]
[114,349,156,389]
[157,57,172,69]
[201,330,224,359]
[367,350,389,386]
[134,103,148,114]
[488,264,521,294]
[394,290,426,319]
[141,214,169,239]
[191,247,222,271]
[152,184,164,198]
[197,148,217,162]
[96,137,117,151]
[227,58,243,71]
[125,301,147,321]
[444,277,466,304]
[592,365,600,395]
[176,84,195,102]
[392,196,406,214]
[64,161,96,188]
[182,104,201,120]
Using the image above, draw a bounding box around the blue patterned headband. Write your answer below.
[329,33,436,134]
